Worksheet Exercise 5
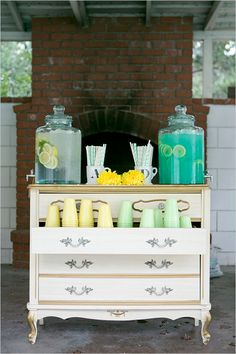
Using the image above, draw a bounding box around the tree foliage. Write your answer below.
[1,41,32,97]
[193,40,236,98]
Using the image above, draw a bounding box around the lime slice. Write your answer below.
[44,155,58,169]
[173,145,186,158]
[161,144,172,157]
[39,151,51,165]
[194,159,204,170]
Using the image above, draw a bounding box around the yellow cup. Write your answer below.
[78,199,94,227]
[97,203,113,228]
[62,198,78,227]
[45,204,60,227]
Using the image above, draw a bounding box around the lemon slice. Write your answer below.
[42,143,54,155]
[52,146,58,157]
[173,145,186,158]
[161,144,172,157]
[39,151,51,165]
[44,155,58,169]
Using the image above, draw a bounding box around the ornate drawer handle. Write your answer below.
[107,310,128,317]
[65,285,93,296]
[145,286,173,296]
[146,237,177,248]
[65,259,93,269]
[145,259,173,269]
[60,237,90,248]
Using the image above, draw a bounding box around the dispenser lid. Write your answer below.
[45,105,72,122]
[168,104,195,123]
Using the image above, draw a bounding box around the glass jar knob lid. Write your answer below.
[175,104,187,115]
[45,105,72,122]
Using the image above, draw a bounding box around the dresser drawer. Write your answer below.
[39,254,200,275]
[38,276,200,303]
[32,227,208,255]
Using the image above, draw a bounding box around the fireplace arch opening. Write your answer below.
[81,132,158,184]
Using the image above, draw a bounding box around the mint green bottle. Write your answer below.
[158,105,204,184]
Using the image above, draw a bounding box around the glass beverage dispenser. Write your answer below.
[158,105,204,184]
[35,105,81,184]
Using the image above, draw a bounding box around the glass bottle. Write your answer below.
[35,105,81,184]
[158,104,204,184]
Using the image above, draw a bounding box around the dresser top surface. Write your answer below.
[28,184,210,194]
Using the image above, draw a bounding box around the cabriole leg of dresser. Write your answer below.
[201,311,211,345]
[27,310,38,344]
[194,318,199,326]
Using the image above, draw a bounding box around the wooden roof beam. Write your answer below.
[69,0,88,28]
[146,0,152,27]
[6,1,24,32]
[204,0,224,31]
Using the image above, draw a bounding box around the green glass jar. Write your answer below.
[35,105,81,184]
[158,105,204,184]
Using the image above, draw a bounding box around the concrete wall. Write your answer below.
[0,103,17,263]
[207,105,236,265]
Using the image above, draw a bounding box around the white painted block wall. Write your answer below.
[0,103,17,264]
[207,105,236,265]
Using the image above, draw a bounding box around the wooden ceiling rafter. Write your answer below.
[6,0,25,32]
[146,0,152,27]
[204,0,224,31]
[69,0,88,28]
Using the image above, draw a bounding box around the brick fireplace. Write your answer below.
[11,16,209,268]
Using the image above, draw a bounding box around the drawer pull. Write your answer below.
[145,259,173,269]
[107,310,128,317]
[65,285,93,296]
[145,286,173,296]
[60,237,90,248]
[65,259,93,269]
[146,237,177,248]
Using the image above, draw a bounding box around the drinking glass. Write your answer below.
[117,200,133,228]
[62,198,78,227]
[45,204,60,227]
[78,199,94,227]
[97,203,113,228]
[140,209,155,228]
[180,215,192,228]
[164,199,180,228]
[154,208,164,227]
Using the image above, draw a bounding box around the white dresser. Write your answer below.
[27,184,211,345]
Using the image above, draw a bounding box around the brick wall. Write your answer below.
[11,16,209,268]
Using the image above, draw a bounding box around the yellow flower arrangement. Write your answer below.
[97,169,145,185]
[97,170,122,185]
[121,169,145,185]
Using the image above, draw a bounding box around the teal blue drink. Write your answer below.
[158,105,204,184]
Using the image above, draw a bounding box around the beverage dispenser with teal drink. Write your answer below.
[158,105,204,184]
[35,105,81,184]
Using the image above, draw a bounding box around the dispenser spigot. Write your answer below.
[26,169,35,182]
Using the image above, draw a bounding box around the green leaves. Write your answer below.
[0,42,32,97]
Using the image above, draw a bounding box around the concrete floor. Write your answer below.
[1,265,235,354]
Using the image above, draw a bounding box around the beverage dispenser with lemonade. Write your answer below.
[158,105,204,184]
[35,105,81,184]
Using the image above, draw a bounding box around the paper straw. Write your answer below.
[86,146,90,166]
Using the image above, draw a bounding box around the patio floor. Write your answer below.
[1,265,235,354]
